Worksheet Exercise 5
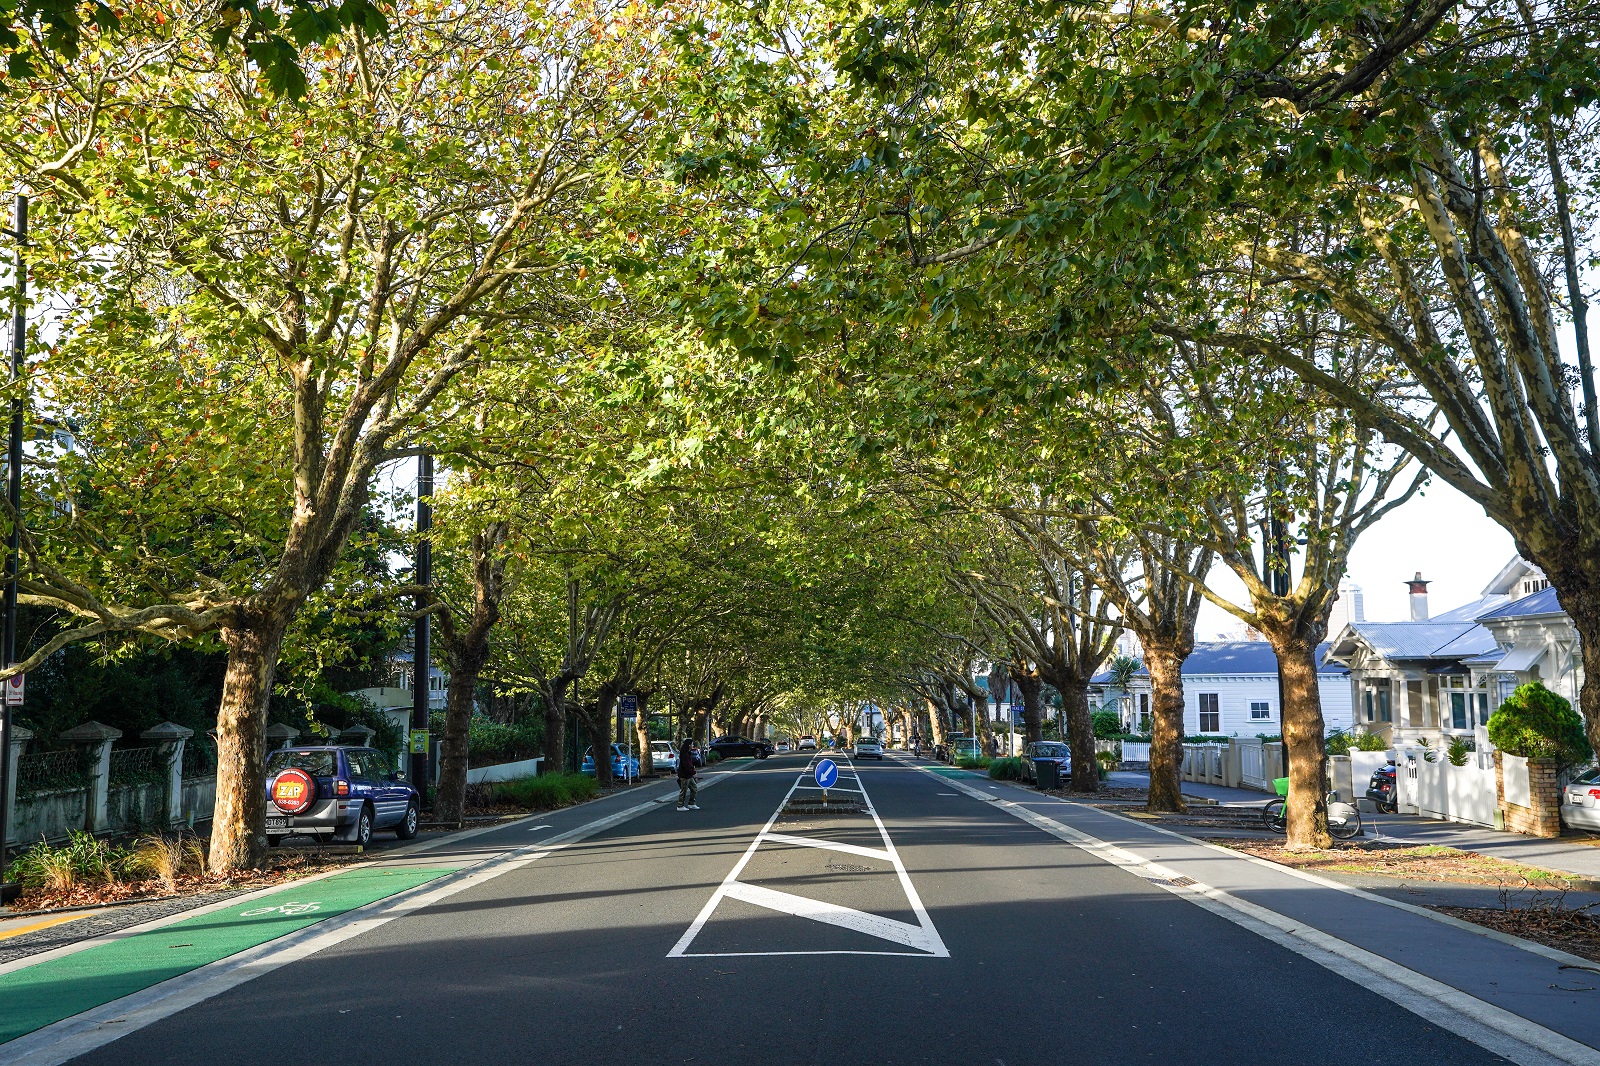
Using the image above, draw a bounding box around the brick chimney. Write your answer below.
[1407,572,1430,621]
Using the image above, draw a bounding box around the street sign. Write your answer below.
[618,694,639,719]
[814,758,838,790]
[4,673,22,706]
[409,729,429,754]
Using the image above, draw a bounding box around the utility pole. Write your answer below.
[0,195,26,896]
[411,452,432,808]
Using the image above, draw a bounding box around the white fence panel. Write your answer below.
[1401,751,1497,828]
[1350,751,1389,798]
[1239,739,1266,790]
[466,757,544,784]
[1121,742,1150,763]
[1502,754,1530,808]
[1445,762,1497,826]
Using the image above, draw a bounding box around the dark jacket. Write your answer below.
[677,743,697,779]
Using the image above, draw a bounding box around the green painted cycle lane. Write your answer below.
[0,864,452,1045]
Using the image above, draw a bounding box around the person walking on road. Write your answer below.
[676,737,700,811]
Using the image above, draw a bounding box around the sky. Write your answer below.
[1195,475,1517,640]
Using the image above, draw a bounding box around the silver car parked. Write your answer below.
[1562,766,1600,831]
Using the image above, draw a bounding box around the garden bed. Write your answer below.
[1212,838,1591,890]
[1434,902,1600,965]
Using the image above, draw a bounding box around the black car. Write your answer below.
[1366,764,1398,813]
[1020,741,1072,785]
[709,735,773,759]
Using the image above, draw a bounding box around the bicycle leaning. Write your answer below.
[1262,788,1362,839]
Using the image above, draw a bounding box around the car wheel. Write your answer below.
[350,805,374,848]
[395,801,419,840]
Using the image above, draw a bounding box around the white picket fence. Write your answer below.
[1394,747,1500,828]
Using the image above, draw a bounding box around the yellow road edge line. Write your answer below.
[0,913,86,942]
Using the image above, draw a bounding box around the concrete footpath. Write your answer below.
[1115,769,1600,881]
[932,763,1600,1065]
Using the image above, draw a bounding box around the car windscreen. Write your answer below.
[267,750,337,777]
[1575,767,1600,784]
[1033,744,1070,758]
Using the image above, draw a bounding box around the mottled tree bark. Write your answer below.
[1012,667,1045,745]
[1266,631,1330,851]
[1144,645,1188,814]
[208,617,289,873]
[1057,678,1097,792]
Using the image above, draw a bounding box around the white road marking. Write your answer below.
[0,772,743,1066]
[763,832,891,862]
[667,757,948,959]
[526,825,553,832]
[922,766,1600,1066]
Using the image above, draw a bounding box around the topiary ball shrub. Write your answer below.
[1091,711,1122,739]
[1487,682,1592,770]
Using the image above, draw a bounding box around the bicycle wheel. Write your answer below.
[1327,802,1363,840]
[1262,798,1286,833]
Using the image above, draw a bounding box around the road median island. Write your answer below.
[0,864,453,1046]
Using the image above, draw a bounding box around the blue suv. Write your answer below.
[265,746,420,848]
[580,743,641,779]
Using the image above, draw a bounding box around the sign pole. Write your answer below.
[0,194,26,898]
[410,452,432,806]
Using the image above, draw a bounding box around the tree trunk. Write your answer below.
[1269,633,1331,851]
[635,691,654,775]
[1561,589,1600,759]
[208,616,289,875]
[541,682,567,773]
[434,666,480,825]
[925,698,947,747]
[1059,678,1097,792]
[1013,670,1044,745]
[587,706,613,787]
[1145,645,1187,814]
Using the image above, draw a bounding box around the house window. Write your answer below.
[1198,693,1220,733]
[1376,683,1392,723]
[1138,693,1150,732]
[1364,690,1374,722]
[1475,692,1489,728]
[1449,692,1468,730]
[1250,700,1271,721]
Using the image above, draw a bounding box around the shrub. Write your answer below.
[1446,736,1473,767]
[1091,711,1122,739]
[1325,733,1352,756]
[465,717,543,762]
[987,757,1024,780]
[126,833,207,891]
[1488,682,1593,769]
[1355,732,1390,752]
[491,772,600,811]
[10,831,128,892]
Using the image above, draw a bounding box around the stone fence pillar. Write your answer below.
[141,722,193,827]
[1495,751,1563,838]
[59,720,122,832]
[4,723,30,847]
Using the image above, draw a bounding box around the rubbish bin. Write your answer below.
[1035,759,1061,790]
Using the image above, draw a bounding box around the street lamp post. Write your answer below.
[411,452,432,807]
[0,194,26,896]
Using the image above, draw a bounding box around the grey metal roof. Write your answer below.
[1345,621,1496,661]
[1103,641,1347,680]
[1477,585,1564,620]
[1432,594,1512,623]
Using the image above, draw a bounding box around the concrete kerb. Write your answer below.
[911,761,1600,1066]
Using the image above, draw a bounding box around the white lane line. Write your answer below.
[922,767,1600,1066]
[720,882,930,948]
[668,757,948,958]
[763,833,891,862]
[526,825,553,832]
[1,773,743,1066]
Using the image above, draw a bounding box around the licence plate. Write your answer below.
[266,816,288,829]
[1571,795,1584,805]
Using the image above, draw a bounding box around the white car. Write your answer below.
[1562,766,1600,831]
[775,741,791,753]
[853,737,884,760]
[797,735,817,751]
[650,741,679,774]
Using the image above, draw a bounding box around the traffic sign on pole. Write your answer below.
[618,694,639,719]
[4,672,21,706]
[814,758,838,790]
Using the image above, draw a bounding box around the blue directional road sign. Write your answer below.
[814,758,839,790]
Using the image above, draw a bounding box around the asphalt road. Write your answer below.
[55,755,1509,1066]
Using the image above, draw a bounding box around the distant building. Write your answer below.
[1100,642,1353,736]
[1325,557,1574,747]
[1327,579,1365,636]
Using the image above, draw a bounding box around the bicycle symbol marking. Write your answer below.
[240,901,323,918]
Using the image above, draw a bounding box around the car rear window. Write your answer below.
[267,750,337,777]
[1575,767,1600,784]
[1033,743,1070,757]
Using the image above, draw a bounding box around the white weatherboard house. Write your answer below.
[1115,642,1353,736]
[1325,557,1578,747]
